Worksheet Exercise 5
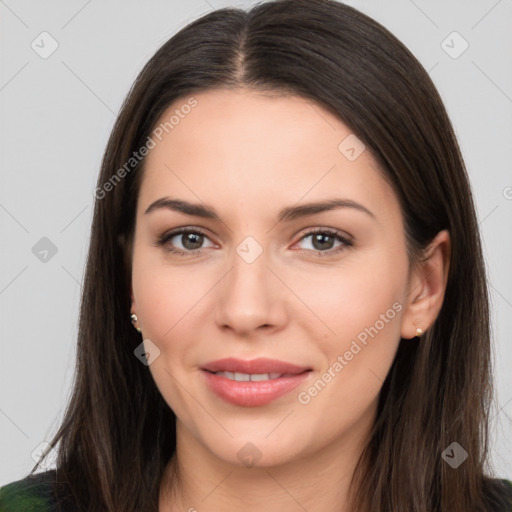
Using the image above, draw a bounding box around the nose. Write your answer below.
[213,249,288,336]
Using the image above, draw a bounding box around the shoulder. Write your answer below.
[483,478,512,511]
[0,470,56,511]
[0,470,69,512]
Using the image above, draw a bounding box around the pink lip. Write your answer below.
[200,358,312,407]
[201,357,311,375]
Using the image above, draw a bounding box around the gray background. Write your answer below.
[1,0,511,485]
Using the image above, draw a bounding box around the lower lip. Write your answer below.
[201,370,311,407]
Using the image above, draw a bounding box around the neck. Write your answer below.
[159,416,373,512]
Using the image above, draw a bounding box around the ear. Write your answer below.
[400,229,451,339]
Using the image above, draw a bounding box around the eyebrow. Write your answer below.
[144,197,375,222]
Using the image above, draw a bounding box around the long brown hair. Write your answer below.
[32,1,509,510]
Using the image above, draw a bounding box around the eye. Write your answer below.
[154,227,353,257]
[295,228,353,255]
[154,228,215,255]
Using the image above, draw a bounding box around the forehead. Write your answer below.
[147,88,347,166]
[138,88,400,225]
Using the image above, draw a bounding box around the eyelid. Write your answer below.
[153,226,217,253]
[295,226,353,243]
[292,227,353,255]
[154,226,353,256]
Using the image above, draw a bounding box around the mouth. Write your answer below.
[206,371,300,381]
[200,358,312,407]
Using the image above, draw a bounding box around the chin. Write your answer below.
[201,430,309,470]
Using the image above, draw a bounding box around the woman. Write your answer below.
[1,0,511,510]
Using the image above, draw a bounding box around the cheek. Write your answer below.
[290,251,406,385]
[130,254,210,410]
[131,245,210,337]
[293,253,405,337]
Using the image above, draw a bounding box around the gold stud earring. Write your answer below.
[416,327,423,338]
[130,313,142,333]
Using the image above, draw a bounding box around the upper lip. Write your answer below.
[201,358,311,375]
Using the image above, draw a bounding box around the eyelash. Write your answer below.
[153,227,353,257]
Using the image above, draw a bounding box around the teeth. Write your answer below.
[252,372,283,381]
[214,371,284,381]
[251,373,272,381]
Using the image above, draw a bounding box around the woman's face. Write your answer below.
[131,88,416,468]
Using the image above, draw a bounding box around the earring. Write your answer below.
[130,313,142,333]
[416,327,423,338]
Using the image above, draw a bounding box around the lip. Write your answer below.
[201,357,311,375]
[200,358,312,407]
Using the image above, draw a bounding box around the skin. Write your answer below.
[129,88,451,512]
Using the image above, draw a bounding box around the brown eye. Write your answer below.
[296,229,353,255]
[176,232,204,250]
[311,233,335,250]
[155,228,215,255]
